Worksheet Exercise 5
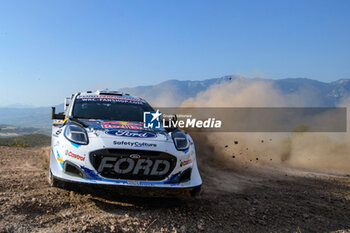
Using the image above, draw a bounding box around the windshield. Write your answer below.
[72,96,154,122]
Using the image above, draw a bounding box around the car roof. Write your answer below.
[75,90,146,102]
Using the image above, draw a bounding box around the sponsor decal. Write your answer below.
[65,150,85,161]
[103,121,140,125]
[106,130,156,138]
[97,157,171,176]
[113,140,157,148]
[143,109,222,129]
[101,121,152,131]
[85,120,153,131]
[76,95,146,105]
[55,129,62,136]
[180,159,192,167]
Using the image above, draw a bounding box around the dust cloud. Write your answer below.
[182,79,350,174]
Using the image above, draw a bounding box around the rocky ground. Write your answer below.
[0,146,350,232]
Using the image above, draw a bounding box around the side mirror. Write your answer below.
[52,107,65,120]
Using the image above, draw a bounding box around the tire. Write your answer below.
[48,169,63,188]
[190,185,202,197]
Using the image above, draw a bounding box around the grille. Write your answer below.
[90,149,177,181]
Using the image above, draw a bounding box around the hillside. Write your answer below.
[0,76,349,128]
[0,124,50,137]
[0,134,51,147]
[122,76,350,107]
[0,104,63,129]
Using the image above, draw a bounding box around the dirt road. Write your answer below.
[0,146,350,232]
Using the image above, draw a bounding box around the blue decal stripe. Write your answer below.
[71,142,81,148]
[80,167,183,186]
[56,150,64,168]
[80,166,128,184]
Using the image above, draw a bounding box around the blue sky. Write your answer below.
[0,0,349,106]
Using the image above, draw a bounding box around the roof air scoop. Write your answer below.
[97,90,124,96]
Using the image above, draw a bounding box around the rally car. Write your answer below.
[49,90,202,197]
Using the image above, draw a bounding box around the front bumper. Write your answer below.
[50,147,202,190]
[51,172,202,197]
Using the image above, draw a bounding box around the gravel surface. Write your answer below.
[0,146,350,232]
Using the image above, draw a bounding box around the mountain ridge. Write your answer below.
[0,76,349,129]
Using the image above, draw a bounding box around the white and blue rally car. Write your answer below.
[49,90,202,197]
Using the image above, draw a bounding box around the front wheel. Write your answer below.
[48,170,62,188]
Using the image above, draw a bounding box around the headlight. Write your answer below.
[172,130,189,151]
[64,122,89,145]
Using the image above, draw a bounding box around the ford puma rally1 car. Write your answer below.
[49,90,202,197]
